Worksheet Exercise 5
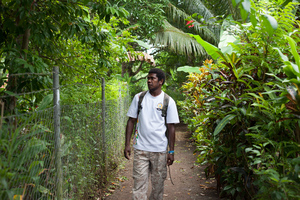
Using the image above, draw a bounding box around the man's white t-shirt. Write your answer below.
[126,91,180,152]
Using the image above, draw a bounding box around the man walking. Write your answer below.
[124,68,180,200]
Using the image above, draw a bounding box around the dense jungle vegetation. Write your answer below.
[1,0,299,199]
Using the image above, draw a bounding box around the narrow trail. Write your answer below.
[103,124,220,200]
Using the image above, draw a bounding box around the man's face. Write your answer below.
[147,73,163,92]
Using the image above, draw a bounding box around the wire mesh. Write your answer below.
[1,85,130,200]
[60,97,129,199]
[1,108,56,199]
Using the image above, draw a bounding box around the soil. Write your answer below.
[102,124,220,200]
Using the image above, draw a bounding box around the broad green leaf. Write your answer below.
[4,91,23,100]
[36,94,53,111]
[263,86,276,99]
[214,114,236,136]
[215,96,234,103]
[223,185,232,190]
[290,63,300,75]
[247,93,265,101]
[249,149,261,155]
[232,0,239,7]
[261,90,283,95]
[283,65,298,79]
[250,8,257,27]
[266,73,283,82]
[273,47,289,62]
[132,39,151,49]
[262,14,278,36]
[61,116,73,124]
[232,66,239,79]
[14,58,27,65]
[251,103,269,110]
[242,0,251,13]
[270,177,280,183]
[24,63,34,73]
[37,185,51,194]
[239,107,247,115]
[240,4,249,22]
[177,66,201,73]
[218,26,240,54]
[61,140,72,157]
[285,35,300,71]
[79,5,90,22]
[189,34,221,60]
[253,159,262,165]
[284,78,300,86]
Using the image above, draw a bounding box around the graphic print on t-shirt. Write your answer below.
[156,102,163,111]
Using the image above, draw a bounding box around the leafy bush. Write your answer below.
[0,115,54,200]
[179,1,300,199]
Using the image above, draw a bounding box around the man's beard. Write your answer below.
[148,85,159,92]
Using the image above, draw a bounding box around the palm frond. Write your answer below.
[166,1,220,45]
[183,0,216,22]
[154,20,208,57]
[184,0,239,20]
[167,2,190,25]
[192,21,220,45]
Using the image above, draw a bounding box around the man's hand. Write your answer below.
[124,145,131,160]
[167,154,174,166]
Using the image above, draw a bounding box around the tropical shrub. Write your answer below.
[179,1,300,199]
[0,115,54,200]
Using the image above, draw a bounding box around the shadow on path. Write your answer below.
[103,124,220,200]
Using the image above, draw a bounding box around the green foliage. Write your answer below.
[111,0,167,39]
[0,0,136,116]
[59,96,129,199]
[0,117,53,200]
[180,1,300,199]
[0,89,129,199]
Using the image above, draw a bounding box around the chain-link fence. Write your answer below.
[0,68,130,200]
[59,99,129,199]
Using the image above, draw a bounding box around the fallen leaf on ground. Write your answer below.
[200,184,217,190]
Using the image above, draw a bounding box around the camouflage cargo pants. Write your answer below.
[132,149,167,200]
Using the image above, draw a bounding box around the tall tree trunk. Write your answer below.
[22,29,31,60]
[7,28,31,129]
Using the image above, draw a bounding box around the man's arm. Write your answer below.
[124,117,137,160]
[167,123,175,166]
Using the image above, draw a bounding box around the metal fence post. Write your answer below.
[102,78,107,176]
[53,66,63,200]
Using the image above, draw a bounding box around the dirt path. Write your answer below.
[103,124,220,200]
